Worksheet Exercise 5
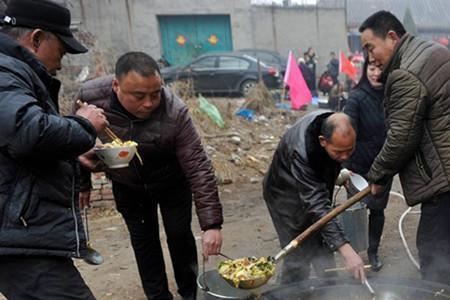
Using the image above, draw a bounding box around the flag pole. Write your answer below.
[280,50,291,104]
[280,85,286,103]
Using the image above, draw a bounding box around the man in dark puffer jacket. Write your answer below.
[360,10,450,285]
[77,52,223,300]
[0,0,109,299]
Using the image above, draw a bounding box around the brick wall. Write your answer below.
[90,173,114,202]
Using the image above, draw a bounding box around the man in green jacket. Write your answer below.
[360,10,450,285]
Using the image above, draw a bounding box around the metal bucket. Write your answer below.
[337,201,368,252]
[334,172,369,253]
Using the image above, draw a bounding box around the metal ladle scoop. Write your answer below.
[220,184,371,290]
[83,207,104,265]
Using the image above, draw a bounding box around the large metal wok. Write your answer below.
[198,273,450,300]
[262,277,450,300]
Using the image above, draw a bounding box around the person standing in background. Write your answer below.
[304,47,318,96]
[327,51,340,84]
[343,57,392,272]
[299,54,315,94]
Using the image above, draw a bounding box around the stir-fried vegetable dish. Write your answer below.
[218,256,275,288]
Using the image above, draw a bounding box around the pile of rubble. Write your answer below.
[183,92,307,186]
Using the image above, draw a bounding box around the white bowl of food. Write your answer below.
[94,140,138,169]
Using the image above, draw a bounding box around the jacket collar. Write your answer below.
[379,33,414,84]
[0,32,61,109]
[359,80,384,101]
[0,32,54,87]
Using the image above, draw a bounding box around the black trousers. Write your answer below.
[417,191,450,285]
[0,256,95,300]
[367,208,385,255]
[265,198,336,284]
[278,233,337,284]
[113,183,198,300]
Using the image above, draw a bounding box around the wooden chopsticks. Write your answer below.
[76,100,121,142]
[104,127,122,143]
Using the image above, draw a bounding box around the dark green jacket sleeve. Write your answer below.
[368,69,427,184]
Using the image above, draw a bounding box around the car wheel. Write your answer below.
[240,80,257,96]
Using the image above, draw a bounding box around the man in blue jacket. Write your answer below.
[0,0,108,299]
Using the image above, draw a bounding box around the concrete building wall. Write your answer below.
[0,0,347,76]
[64,0,346,74]
[67,0,252,62]
[251,5,348,74]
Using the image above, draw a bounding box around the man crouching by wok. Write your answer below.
[77,52,223,300]
[263,111,366,283]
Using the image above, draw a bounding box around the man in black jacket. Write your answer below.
[0,0,108,299]
[77,52,223,300]
[327,51,340,84]
[263,111,365,283]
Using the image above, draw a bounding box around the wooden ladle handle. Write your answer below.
[273,186,371,262]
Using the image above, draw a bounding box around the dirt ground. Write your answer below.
[74,99,421,299]
[76,177,420,300]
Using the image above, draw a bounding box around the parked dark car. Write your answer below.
[235,49,287,76]
[161,52,282,96]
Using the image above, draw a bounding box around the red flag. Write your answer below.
[340,51,357,82]
[283,51,312,110]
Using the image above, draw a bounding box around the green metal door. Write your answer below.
[159,15,232,66]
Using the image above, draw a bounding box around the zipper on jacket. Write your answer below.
[109,108,148,192]
[19,201,30,227]
[18,173,35,227]
[20,216,27,227]
[415,151,432,182]
[129,121,147,190]
[71,174,81,257]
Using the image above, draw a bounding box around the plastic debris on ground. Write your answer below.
[235,108,255,121]
[198,95,225,128]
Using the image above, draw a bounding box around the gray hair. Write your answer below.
[1,25,55,41]
[0,25,34,39]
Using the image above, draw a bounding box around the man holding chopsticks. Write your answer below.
[0,0,109,299]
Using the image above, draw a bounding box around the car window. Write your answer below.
[219,57,250,70]
[242,54,269,68]
[256,52,279,64]
[191,57,217,71]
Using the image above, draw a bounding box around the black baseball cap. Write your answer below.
[2,0,88,54]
